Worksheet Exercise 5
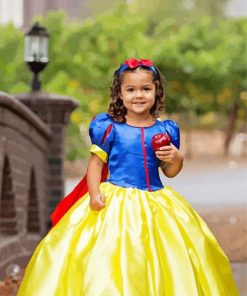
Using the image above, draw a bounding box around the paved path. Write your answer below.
[160,158,247,207]
[231,262,247,296]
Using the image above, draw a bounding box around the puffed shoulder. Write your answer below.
[163,120,180,149]
[92,112,113,121]
[89,112,114,148]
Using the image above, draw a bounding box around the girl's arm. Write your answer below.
[87,154,106,210]
[155,144,184,178]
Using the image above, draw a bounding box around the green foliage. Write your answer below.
[0,6,246,159]
[0,23,29,92]
[153,15,247,129]
[130,0,229,26]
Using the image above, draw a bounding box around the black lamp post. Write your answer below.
[24,23,49,91]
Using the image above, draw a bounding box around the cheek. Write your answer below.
[121,97,132,107]
[148,90,156,101]
[150,93,156,107]
[123,99,132,107]
[121,92,134,101]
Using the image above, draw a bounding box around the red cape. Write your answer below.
[50,164,108,227]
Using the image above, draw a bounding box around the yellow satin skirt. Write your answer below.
[18,182,239,296]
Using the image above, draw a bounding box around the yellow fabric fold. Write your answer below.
[90,144,108,163]
[18,183,239,296]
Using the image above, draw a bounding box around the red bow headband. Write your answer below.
[118,58,158,78]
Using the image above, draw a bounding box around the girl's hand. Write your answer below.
[155,143,183,164]
[90,193,106,211]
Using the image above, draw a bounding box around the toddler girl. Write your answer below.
[18,58,239,295]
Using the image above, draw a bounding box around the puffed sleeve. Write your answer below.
[89,113,114,163]
[163,120,180,149]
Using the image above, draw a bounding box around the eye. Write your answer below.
[127,88,134,92]
[143,87,151,91]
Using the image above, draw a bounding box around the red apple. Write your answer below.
[151,133,171,150]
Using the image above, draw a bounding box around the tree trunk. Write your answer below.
[185,130,192,159]
[224,101,239,155]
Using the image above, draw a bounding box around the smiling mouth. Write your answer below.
[133,102,145,105]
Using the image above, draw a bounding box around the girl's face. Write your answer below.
[120,68,156,118]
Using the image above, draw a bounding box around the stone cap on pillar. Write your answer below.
[15,91,79,125]
[0,91,51,141]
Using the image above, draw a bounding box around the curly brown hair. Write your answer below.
[108,66,166,123]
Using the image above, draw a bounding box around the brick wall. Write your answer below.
[0,92,51,277]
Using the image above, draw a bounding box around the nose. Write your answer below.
[135,89,143,98]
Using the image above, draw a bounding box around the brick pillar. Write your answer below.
[16,92,78,227]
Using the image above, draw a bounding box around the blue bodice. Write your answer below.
[89,113,180,191]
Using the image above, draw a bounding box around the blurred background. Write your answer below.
[0,0,246,295]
